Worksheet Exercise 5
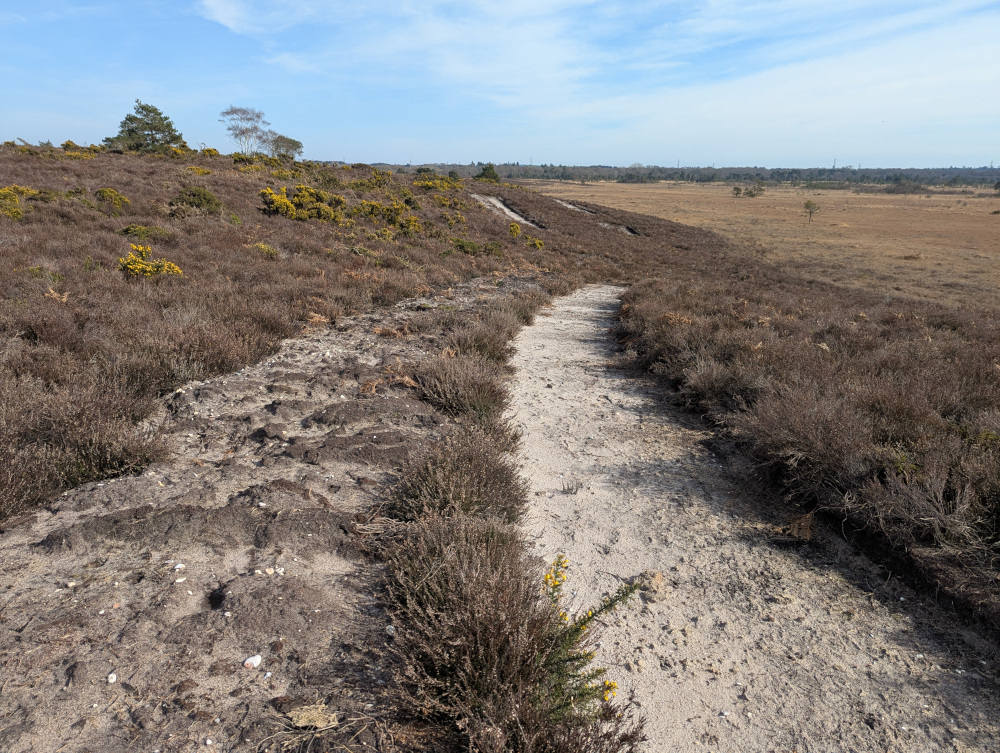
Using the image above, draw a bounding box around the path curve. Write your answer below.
[509,285,999,753]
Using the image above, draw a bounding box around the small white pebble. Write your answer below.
[915,654,924,659]
[67,582,76,588]
[175,577,187,583]
[244,655,262,669]
[214,717,221,723]
[107,672,117,684]
[224,611,232,617]
[206,739,213,746]
[98,610,105,615]
[174,563,185,571]
[264,672,272,680]
[258,502,267,508]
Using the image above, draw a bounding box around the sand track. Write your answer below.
[509,285,999,752]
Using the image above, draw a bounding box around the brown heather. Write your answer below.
[5,144,1000,748]
[0,150,581,519]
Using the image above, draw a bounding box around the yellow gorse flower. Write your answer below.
[118,243,182,279]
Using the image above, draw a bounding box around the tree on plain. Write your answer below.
[268,133,303,159]
[104,100,187,153]
[804,200,820,223]
[475,163,500,182]
[220,106,271,155]
[994,180,1000,195]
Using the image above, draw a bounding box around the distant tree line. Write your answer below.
[382,161,1000,188]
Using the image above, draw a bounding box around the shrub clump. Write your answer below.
[0,185,38,219]
[169,186,222,216]
[474,163,501,183]
[415,353,509,422]
[414,175,463,192]
[391,429,528,523]
[259,185,350,223]
[384,514,645,753]
[95,187,131,215]
[118,224,172,243]
[118,243,183,279]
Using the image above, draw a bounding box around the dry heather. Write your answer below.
[4,143,1000,750]
[0,149,586,519]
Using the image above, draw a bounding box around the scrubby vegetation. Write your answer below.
[0,146,572,520]
[617,234,1000,623]
[382,292,644,752]
[4,132,1000,749]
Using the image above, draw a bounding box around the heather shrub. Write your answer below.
[445,308,522,363]
[415,353,509,421]
[384,514,645,753]
[391,429,528,523]
[619,263,1000,559]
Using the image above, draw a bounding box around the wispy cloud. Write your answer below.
[196,0,1000,106]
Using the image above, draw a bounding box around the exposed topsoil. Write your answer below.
[0,275,547,753]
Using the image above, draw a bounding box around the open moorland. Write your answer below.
[1,145,999,752]
[527,180,1000,309]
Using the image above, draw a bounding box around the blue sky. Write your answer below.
[2,1,998,167]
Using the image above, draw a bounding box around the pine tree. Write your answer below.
[104,100,187,153]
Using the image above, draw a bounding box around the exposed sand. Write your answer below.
[509,285,1000,753]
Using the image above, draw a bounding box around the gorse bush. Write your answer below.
[117,244,183,278]
[118,224,172,243]
[259,185,350,223]
[95,187,131,215]
[0,185,38,219]
[170,186,222,215]
[414,175,464,192]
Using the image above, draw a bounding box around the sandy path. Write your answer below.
[509,285,1000,753]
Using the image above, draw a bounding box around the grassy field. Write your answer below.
[527,180,1000,309]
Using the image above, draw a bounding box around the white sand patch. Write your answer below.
[469,193,539,227]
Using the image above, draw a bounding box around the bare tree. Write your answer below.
[219,106,270,155]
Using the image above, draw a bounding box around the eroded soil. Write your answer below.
[0,276,544,753]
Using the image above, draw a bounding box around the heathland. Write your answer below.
[1,142,999,751]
